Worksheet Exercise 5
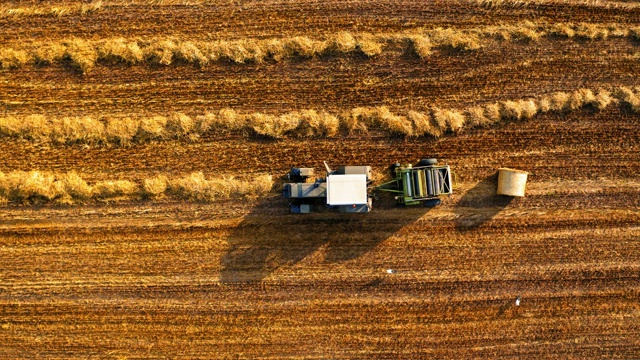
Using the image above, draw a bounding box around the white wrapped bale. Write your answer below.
[497,168,528,197]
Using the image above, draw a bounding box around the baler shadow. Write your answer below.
[219,187,432,283]
[455,173,514,231]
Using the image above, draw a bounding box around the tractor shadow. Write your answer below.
[455,172,514,231]
[219,179,433,283]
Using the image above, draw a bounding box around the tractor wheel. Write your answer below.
[418,158,437,166]
[288,167,306,182]
[389,162,401,177]
[423,198,442,207]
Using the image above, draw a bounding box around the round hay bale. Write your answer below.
[497,168,528,197]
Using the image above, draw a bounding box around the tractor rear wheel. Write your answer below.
[389,162,401,177]
[418,158,437,166]
[423,198,442,207]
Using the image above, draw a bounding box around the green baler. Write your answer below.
[376,158,452,206]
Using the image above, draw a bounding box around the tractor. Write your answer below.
[282,159,452,213]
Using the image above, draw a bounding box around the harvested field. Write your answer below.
[0,0,639,358]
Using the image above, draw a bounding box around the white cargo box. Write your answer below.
[326,174,368,205]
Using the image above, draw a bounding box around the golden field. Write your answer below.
[0,0,639,358]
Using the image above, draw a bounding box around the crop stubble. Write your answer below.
[0,0,639,358]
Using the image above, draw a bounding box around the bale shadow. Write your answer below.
[219,177,434,283]
[455,172,514,231]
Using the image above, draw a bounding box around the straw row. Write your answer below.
[3,0,639,18]
[0,1,103,18]
[0,86,637,143]
[472,0,640,9]
[0,171,273,205]
[1,23,638,72]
